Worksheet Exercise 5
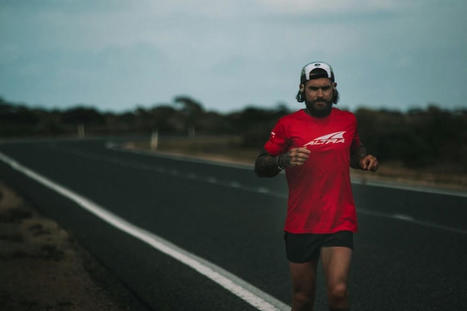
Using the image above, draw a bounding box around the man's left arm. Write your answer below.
[350,145,379,171]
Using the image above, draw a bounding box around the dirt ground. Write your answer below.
[0,181,142,311]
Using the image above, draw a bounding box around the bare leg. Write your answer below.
[320,247,352,311]
[289,259,319,311]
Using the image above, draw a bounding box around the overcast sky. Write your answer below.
[1,0,466,113]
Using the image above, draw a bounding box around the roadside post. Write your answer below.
[150,129,159,150]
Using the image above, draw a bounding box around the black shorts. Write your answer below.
[284,230,354,263]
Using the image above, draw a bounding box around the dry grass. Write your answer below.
[126,135,259,166]
[0,182,131,310]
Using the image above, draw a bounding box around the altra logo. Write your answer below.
[304,131,346,146]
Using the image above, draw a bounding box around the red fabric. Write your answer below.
[264,108,361,234]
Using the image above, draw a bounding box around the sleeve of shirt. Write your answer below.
[264,119,289,156]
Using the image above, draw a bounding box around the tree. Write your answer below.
[174,96,204,136]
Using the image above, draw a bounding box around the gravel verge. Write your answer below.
[0,180,148,311]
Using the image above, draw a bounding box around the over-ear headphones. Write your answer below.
[296,84,305,102]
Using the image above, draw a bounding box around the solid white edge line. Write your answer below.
[0,151,290,311]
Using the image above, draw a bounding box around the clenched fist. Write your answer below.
[360,154,378,171]
[278,147,311,168]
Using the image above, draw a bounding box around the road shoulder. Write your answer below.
[0,180,148,311]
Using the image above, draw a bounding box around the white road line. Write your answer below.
[3,138,465,197]
[49,147,287,199]
[46,146,467,234]
[230,181,241,188]
[0,152,290,311]
[187,173,197,179]
[351,177,467,198]
[169,169,179,176]
[257,187,270,194]
[109,143,467,198]
[357,208,467,235]
[113,145,253,171]
[206,176,217,183]
[393,214,414,221]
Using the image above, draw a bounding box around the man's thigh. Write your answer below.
[320,246,352,286]
[289,260,319,296]
[289,260,319,285]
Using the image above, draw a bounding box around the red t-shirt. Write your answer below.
[264,108,360,234]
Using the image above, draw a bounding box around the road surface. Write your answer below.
[0,138,466,310]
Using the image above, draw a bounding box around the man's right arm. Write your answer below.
[254,147,310,177]
[254,151,282,177]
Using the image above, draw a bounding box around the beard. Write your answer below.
[305,98,333,118]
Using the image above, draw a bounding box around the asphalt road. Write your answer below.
[0,138,466,311]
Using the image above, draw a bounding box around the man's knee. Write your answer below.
[327,282,348,302]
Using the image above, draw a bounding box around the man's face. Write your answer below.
[303,77,335,107]
[302,77,336,118]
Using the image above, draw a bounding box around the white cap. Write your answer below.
[300,61,335,83]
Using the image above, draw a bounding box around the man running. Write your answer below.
[255,61,378,311]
